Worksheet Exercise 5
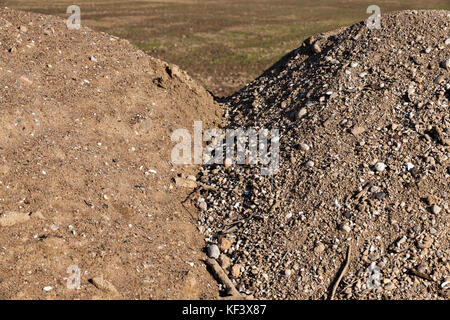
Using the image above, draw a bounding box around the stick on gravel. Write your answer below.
[205,258,242,298]
[329,244,352,300]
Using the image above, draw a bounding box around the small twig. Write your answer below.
[197,182,219,192]
[222,217,247,227]
[205,258,242,299]
[217,225,238,237]
[354,183,372,201]
[181,188,198,205]
[408,269,434,282]
[179,181,218,223]
[180,187,200,222]
[181,201,196,222]
[329,243,352,300]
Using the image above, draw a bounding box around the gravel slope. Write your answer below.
[199,10,450,300]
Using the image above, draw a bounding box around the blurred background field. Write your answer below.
[3,0,450,96]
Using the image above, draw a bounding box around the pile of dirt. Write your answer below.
[0,7,222,299]
[198,10,450,300]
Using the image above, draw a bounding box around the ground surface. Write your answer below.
[3,0,450,96]
[198,10,450,300]
[0,7,221,299]
[0,2,449,301]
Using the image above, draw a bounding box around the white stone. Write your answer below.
[374,162,386,172]
[207,244,220,259]
[431,205,441,215]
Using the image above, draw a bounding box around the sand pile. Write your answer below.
[199,10,450,299]
[0,7,221,299]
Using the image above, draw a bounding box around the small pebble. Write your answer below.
[218,237,231,251]
[374,162,386,172]
[312,43,321,54]
[314,243,326,254]
[441,59,450,70]
[296,107,307,120]
[306,160,315,168]
[231,264,242,277]
[218,254,231,270]
[384,283,395,291]
[340,223,352,233]
[207,244,220,259]
[431,205,441,215]
[300,143,310,151]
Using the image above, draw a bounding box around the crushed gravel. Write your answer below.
[197,10,450,300]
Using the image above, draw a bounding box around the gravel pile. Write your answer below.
[198,10,450,299]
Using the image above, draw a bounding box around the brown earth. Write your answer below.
[0,7,222,299]
[1,6,449,301]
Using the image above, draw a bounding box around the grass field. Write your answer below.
[3,0,450,95]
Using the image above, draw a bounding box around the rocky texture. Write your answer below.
[197,10,450,300]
